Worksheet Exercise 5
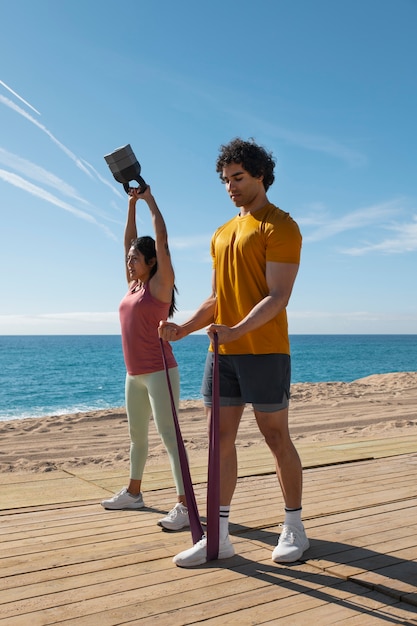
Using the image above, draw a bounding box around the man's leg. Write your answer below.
[254,407,302,508]
[214,405,244,543]
[255,407,309,562]
[172,404,244,567]
[215,404,245,505]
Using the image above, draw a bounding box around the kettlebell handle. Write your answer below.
[123,176,148,195]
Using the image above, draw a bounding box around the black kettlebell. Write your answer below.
[104,144,148,194]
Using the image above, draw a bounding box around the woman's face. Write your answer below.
[126,246,151,282]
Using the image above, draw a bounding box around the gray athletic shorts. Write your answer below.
[202,353,291,412]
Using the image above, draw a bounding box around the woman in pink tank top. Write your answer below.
[100,186,189,533]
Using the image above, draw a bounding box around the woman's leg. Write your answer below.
[125,373,152,494]
[146,367,185,502]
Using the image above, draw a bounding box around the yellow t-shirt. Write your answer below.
[211,203,302,355]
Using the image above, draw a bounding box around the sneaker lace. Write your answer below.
[113,488,127,499]
[196,535,206,547]
[167,506,179,520]
[279,524,296,545]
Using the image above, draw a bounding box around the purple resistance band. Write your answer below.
[206,333,220,561]
[159,338,204,544]
[160,335,221,560]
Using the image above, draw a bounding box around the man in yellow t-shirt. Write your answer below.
[160,137,309,567]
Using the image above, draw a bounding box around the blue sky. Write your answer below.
[1,0,416,335]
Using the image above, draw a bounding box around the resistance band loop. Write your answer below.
[159,338,204,544]
[206,333,220,560]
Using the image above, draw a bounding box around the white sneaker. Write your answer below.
[173,535,235,568]
[158,503,190,531]
[101,487,145,510]
[272,524,310,563]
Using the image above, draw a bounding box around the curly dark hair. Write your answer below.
[215,137,276,191]
[131,236,177,317]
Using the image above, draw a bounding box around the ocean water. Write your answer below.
[0,334,416,421]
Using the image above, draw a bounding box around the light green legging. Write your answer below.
[125,366,184,494]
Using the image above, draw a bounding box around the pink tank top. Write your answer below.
[119,281,177,375]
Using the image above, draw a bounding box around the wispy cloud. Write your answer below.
[342,215,417,255]
[0,147,90,204]
[270,125,367,168]
[0,312,120,335]
[301,200,401,242]
[0,94,93,178]
[288,309,417,336]
[295,202,330,227]
[0,168,116,240]
[0,150,122,225]
[81,159,124,198]
[0,80,41,115]
[228,112,368,167]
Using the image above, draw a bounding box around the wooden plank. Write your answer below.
[0,476,109,510]
[265,591,417,626]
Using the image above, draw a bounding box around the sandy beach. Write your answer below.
[1,371,416,475]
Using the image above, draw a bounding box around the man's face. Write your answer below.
[221,162,263,208]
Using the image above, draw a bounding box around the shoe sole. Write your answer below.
[101,503,145,510]
[157,521,190,531]
[174,545,235,568]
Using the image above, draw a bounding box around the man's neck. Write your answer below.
[240,198,269,216]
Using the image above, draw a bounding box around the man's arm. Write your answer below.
[207,261,299,345]
[159,271,217,341]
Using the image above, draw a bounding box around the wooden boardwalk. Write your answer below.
[1,435,417,625]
